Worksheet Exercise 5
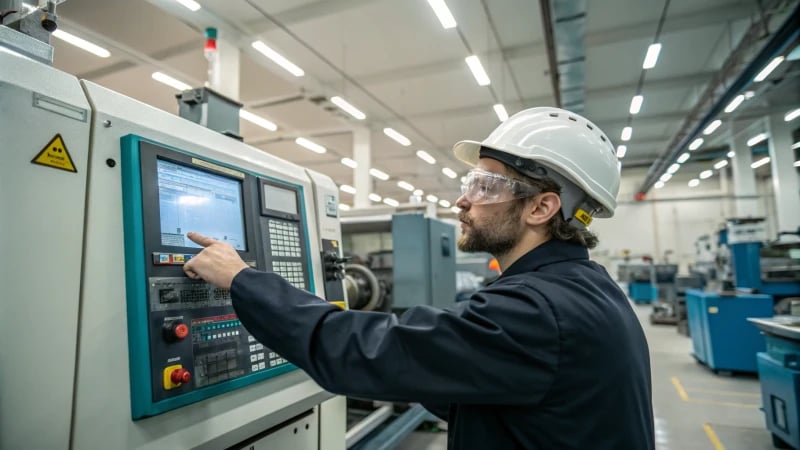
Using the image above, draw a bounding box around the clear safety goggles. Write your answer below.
[459,168,540,205]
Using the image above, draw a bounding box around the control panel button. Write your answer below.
[163,321,190,342]
[163,364,190,390]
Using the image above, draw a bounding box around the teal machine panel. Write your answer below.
[391,214,456,309]
[121,135,315,418]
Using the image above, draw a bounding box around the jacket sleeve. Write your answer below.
[230,268,559,405]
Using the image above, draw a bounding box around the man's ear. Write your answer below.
[525,192,561,226]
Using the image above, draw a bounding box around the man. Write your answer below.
[184,107,655,449]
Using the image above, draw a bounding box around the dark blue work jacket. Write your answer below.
[231,239,655,450]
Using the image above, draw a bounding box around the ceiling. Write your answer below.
[45,0,799,213]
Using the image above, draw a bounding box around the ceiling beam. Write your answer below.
[76,39,198,80]
[243,0,379,35]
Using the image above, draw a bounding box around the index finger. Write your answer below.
[186,232,217,247]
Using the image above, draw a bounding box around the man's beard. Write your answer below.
[457,202,524,256]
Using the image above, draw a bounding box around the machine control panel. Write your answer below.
[121,136,314,419]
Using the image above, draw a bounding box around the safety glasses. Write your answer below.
[459,168,539,205]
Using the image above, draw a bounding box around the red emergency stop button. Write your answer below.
[163,321,189,342]
[174,323,189,339]
[170,368,191,384]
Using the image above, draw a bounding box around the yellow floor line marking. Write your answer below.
[703,423,725,450]
[671,376,689,401]
[689,388,761,398]
[688,398,760,408]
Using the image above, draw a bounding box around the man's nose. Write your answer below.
[455,194,470,210]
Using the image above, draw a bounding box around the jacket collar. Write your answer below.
[499,239,589,278]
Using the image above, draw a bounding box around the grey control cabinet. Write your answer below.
[391,214,456,309]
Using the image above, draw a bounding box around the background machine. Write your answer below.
[0,17,347,450]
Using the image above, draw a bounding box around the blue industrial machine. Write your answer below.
[749,317,800,449]
[619,262,659,304]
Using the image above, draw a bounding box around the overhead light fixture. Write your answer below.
[413,189,424,196]
[174,0,201,11]
[21,3,35,11]
[714,160,729,170]
[438,199,451,208]
[442,167,457,179]
[251,41,304,77]
[629,95,643,114]
[152,72,192,91]
[642,43,662,69]
[340,157,358,168]
[654,181,665,189]
[616,145,627,158]
[621,127,632,141]
[339,184,356,194]
[383,198,399,207]
[703,120,722,135]
[753,56,784,82]
[397,181,415,191]
[493,104,509,121]
[450,206,460,213]
[677,153,690,163]
[794,160,800,167]
[383,128,411,146]
[426,0,457,29]
[667,163,680,174]
[724,94,745,113]
[369,168,390,180]
[689,138,703,151]
[426,194,439,203]
[416,150,436,164]
[699,170,713,179]
[660,173,672,182]
[747,133,767,147]
[751,156,771,169]
[368,193,382,202]
[295,137,326,154]
[727,150,735,158]
[465,55,491,86]
[792,142,800,150]
[339,204,351,211]
[52,29,111,58]
[240,109,277,131]
[744,90,755,99]
[688,179,700,187]
[785,108,800,122]
[330,96,366,120]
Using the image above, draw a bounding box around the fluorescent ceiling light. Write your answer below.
[426,194,439,203]
[383,198,399,207]
[174,0,201,11]
[341,157,358,168]
[152,72,191,91]
[744,90,755,99]
[667,163,680,174]
[785,108,800,122]
[794,160,800,167]
[616,145,627,158]
[747,133,767,147]
[240,109,277,131]
[642,43,662,69]
[724,94,745,113]
[699,170,713,179]
[295,137,326,154]
[792,142,800,150]
[751,156,770,169]
[383,128,411,146]
[753,56,784,82]
[450,206,461,214]
[369,168,390,180]
[339,184,356,194]
[727,151,735,158]
[413,189,424,196]
[416,150,436,164]
[427,0,457,29]
[251,41,304,77]
[397,181,415,191]
[714,160,729,169]
[688,138,703,151]
[368,193,382,202]
[703,120,722,135]
[330,96,366,120]
[339,204,351,211]
[677,153,690,163]
[465,55,491,86]
[629,95,643,114]
[688,179,700,187]
[654,181,665,189]
[660,173,672,182]
[21,3,35,11]
[52,29,111,58]
[442,167,457,179]
[438,199,451,208]
[493,104,509,121]
[621,127,632,141]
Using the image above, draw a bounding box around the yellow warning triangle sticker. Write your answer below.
[31,134,77,173]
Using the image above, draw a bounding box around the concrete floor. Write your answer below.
[396,303,776,450]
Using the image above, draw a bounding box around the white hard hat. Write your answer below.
[453,107,620,219]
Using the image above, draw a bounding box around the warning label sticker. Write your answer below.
[31,134,77,173]
[574,208,593,226]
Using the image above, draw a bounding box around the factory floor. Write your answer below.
[395,303,774,450]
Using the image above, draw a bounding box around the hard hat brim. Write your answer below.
[453,140,482,167]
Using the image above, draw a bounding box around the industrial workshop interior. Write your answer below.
[2,0,800,449]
